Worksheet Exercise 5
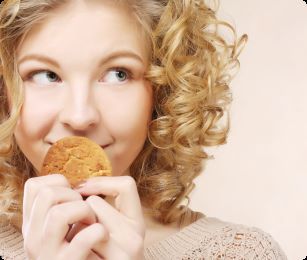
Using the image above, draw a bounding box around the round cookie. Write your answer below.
[40,136,112,187]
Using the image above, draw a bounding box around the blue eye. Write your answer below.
[25,67,132,86]
[103,68,132,83]
[27,70,61,85]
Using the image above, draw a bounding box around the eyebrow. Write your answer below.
[17,50,145,68]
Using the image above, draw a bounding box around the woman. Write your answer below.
[0,0,287,259]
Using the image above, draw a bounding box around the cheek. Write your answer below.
[14,88,59,141]
[105,86,152,141]
[13,88,63,172]
[100,84,152,174]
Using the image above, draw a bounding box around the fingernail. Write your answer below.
[74,181,87,189]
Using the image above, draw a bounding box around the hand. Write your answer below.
[73,176,146,260]
[22,174,107,260]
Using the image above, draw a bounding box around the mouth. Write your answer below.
[47,142,110,149]
[101,144,110,149]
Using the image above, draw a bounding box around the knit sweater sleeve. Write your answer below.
[181,222,287,259]
[0,215,287,260]
[144,216,287,260]
[0,221,26,260]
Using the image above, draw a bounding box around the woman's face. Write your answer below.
[14,0,153,176]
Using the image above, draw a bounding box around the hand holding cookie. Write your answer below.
[73,176,145,260]
[22,174,107,260]
[23,136,145,259]
[22,137,115,259]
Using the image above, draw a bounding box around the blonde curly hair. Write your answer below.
[0,0,247,224]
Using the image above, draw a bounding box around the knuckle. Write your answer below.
[74,234,91,248]
[86,195,100,204]
[44,206,67,237]
[122,176,137,190]
[95,223,108,239]
[74,191,83,201]
[48,205,66,222]
[54,173,70,185]
[38,187,55,201]
[93,223,108,240]
[80,200,94,214]
[24,177,42,194]
[73,223,107,249]
[92,222,103,232]
[24,174,69,192]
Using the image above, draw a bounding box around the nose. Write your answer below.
[59,86,100,132]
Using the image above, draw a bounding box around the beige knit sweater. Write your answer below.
[0,211,287,260]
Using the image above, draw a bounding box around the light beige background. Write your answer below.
[189,1,307,259]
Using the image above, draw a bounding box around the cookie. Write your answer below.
[40,136,112,187]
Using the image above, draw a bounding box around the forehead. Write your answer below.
[16,0,148,65]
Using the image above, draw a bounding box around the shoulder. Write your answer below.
[183,216,288,260]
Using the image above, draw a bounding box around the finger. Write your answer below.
[88,217,143,260]
[25,186,83,240]
[67,223,108,259]
[74,176,143,222]
[87,251,104,260]
[92,235,130,260]
[86,196,145,259]
[65,222,88,242]
[23,174,70,225]
[40,200,98,254]
[86,195,125,235]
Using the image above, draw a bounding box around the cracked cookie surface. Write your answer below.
[40,136,112,187]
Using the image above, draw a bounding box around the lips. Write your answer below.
[47,141,110,149]
[100,144,110,149]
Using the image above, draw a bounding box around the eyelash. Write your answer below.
[25,67,134,83]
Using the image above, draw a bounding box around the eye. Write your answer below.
[102,68,132,83]
[27,70,61,85]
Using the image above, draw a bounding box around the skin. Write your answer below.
[15,0,152,177]
[14,0,156,259]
